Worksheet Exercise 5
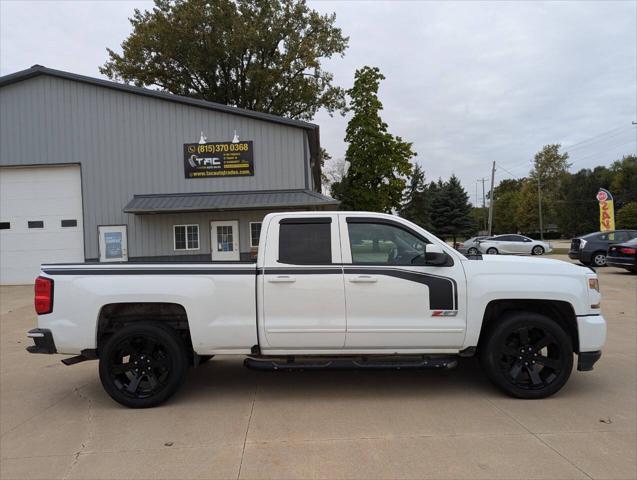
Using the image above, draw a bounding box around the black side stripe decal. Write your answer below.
[42,269,256,275]
[344,268,457,310]
[42,266,457,310]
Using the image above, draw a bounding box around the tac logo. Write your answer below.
[187,145,196,154]
[596,190,608,202]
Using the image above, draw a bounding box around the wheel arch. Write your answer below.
[96,302,192,352]
[477,299,580,353]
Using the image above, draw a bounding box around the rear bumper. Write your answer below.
[26,328,57,354]
[577,351,602,371]
[568,250,581,260]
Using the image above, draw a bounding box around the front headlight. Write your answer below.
[580,238,587,248]
[588,278,599,292]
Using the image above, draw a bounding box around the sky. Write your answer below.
[1,0,636,204]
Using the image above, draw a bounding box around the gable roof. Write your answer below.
[0,64,323,189]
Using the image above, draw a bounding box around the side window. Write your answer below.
[614,231,628,242]
[348,222,429,265]
[249,222,262,248]
[279,220,331,265]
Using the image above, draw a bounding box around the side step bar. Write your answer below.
[244,355,458,371]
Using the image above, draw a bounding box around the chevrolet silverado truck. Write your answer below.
[27,212,606,408]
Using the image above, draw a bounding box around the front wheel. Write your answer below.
[479,312,573,399]
[99,322,188,408]
[486,247,498,255]
[467,247,479,255]
[532,245,545,255]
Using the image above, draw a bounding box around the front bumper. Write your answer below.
[26,328,57,354]
[577,351,602,371]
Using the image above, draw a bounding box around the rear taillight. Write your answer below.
[34,277,53,315]
[620,247,636,255]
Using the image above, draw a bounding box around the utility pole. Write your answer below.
[488,161,496,236]
[537,173,544,240]
[477,177,488,231]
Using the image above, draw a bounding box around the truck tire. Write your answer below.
[99,322,188,408]
[479,311,573,399]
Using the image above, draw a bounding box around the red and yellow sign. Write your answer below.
[596,188,615,232]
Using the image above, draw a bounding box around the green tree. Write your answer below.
[556,166,612,237]
[610,155,637,206]
[399,164,432,230]
[492,179,523,234]
[530,144,571,229]
[101,0,348,120]
[331,67,415,212]
[430,175,475,243]
[617,202,637,229]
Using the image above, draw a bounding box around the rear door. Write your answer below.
[260,214,346,349]
[339,215,466,349]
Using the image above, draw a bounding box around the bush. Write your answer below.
[617,202,637,229]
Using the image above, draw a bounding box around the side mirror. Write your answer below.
[425,244,449,266]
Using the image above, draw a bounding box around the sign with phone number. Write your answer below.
[184,141,254,178]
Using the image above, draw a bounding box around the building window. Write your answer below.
[28,221,44,229]
[174,224,199,250]
[0,222,9,230]
[278,219,332,265]
[250,222,262,248]
[61,219,78,227]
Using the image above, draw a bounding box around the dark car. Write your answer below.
[606,238,637,273]
[569,230,637,267]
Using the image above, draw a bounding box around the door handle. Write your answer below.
[349,275,377,283]
[268,275,296,283]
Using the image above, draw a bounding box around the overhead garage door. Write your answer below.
[0,165,84,285]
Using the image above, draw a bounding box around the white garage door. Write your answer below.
[0,165,84,285]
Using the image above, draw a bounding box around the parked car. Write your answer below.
[477,234,552,255]
[569,230,637,267]
[457,236,488,255]
[606,238,637,273]
[27,211,605,407]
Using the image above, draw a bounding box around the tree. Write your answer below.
[430,175,475,243]
[331,67,415,212]
[530,144,571,229]
[100,0,348,120]
[399,164,432,230]
[617,202,637,229]
[321,154,348,196]
[492,179,523,234]
[610,155,637,206]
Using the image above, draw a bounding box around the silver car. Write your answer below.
[458,236,489,256]
[477,234,552,255]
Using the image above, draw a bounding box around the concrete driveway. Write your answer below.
[1,256,635,479]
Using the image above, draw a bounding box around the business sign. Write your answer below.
[104,232,123,259]
[596,188,615,232]
[184,141,254,178]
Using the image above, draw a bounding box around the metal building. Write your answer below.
[0,65,337,284]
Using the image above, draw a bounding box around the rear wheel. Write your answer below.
[486,247,498,255]
[480,312,573,399]
[532,245,545,255]
[592,251,607,267]
[467,247,479,255]
[99,322,187,408]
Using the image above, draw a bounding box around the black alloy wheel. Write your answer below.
[532,245,545,255]
[480,312,573,399]
[99,322,187,408]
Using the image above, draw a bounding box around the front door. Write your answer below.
[340,216,466,349]
[98,225,128,262]
[211,221,240,261]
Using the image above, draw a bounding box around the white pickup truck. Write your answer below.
[28,212,606,408]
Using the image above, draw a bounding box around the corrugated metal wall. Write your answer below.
[0,75,311,259]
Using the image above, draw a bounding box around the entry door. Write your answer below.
[98,225,128,262]
[211,221,240,261]
[340,217,466,349]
